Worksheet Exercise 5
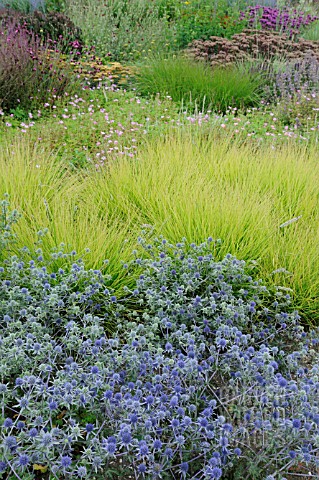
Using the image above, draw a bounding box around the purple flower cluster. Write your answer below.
[241,5,318,38]
[1,225,319,478]
[274,55,319,100]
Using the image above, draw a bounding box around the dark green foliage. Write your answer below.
[173,0,246,50]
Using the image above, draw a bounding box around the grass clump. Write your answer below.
[2,130,319,320]
[83,132,319,321]
[0,139,137,291]
[134,56,264,113]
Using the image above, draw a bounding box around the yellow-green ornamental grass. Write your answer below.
[1,131,319,321]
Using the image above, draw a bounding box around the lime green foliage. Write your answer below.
[82,133,319,321]
[0,139,136,292]
[2,131,319,320]
[64,0,173,61]
[135,56,264,113]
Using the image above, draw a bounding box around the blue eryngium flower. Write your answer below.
[278,377,288,388]
[120,430,132,447]
[18,397,29,409]
[220,436,228,447]
[4,435,17,449]
[139,442,149,456]
[164,447,173,458]
[85,423,94,433]
[153,439,162,450]
[292,419,302,429]
[28,428,38,438]
[138,464,147,473]
[3,418,13,428]
[105,442,116,455]
[49,401,58,411]
[60,456,72,468]
[77,466,87,477]
[145,395,154,406]
[16,421,25,430]
[205,466,223,479]
[18,454,30,467]
[41,433,53,446]
[180,462,189,474]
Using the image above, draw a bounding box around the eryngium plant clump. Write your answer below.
[1,225,319,478]
[187,28,319,67]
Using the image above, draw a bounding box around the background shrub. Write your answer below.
[257,54,319,103]
[0,22,42,112]
[0,0,45,13]
[301,18,319,40]
[171,0,246,50]
[24,10,83,53]
[134,55,264,113]
[261,54,319,127]
[188,28,319,67]
[64,0,173,62]
[0,7,83,53]
[240,4,318,39]
[0,20,79,112]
